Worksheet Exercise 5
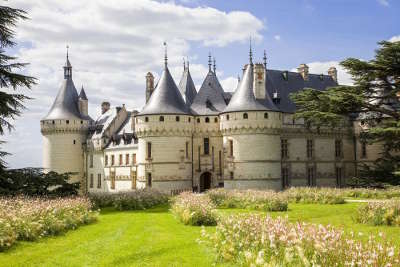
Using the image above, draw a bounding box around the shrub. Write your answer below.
[201,214,400,266]
[283,187,346,204]
[171,192,217,226]
[207,189,288,211]
[355,201,400,226]
[343,187,400,199]
[0,196,98,250]
[89,189,169,210]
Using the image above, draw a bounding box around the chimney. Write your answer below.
[253,63,266,100]
[146,72,154,103]
[328,66,338,83]
[101,101,110,114]
[297,64,309,80]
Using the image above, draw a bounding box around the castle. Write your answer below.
[40,47,381,194]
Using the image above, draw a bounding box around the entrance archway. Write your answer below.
[199,172,212,192]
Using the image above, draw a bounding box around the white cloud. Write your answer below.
[274,35,281,41]
[389,35,400,42]
[220,76,239,92]
[291,61,353,86]
[377,0,389,6]
[3,0,264,168]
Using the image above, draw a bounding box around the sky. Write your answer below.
[2,0,400,168]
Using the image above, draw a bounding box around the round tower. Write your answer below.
[220,57,283,190]
[40,52,90,185]
[135,47,194,193]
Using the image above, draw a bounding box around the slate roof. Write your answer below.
[140,66,189,115]
[79,86,88,100]
[178,67,197,107]
[190,71,227,115]
[223,64,273,113]
[43,77,83,120]
[265,70,337,113]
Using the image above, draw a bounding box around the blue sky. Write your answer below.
[2,0,400,168]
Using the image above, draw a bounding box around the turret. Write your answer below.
[40,49,90,188]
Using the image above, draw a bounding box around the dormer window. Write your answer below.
[243,113,248,119]
[282,71,288,81]
[159,116,164,122]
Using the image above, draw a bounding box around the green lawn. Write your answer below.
[2,203,400,266]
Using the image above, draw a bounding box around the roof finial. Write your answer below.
[208,52,212,72]
[237,74,240,82]
[163,42,168,67]
[183,57,186,70]
[263,50,267,69]
[66,45,69,60]
[187,56,189,70]
[213,57,216,73]
[249,37,253,65]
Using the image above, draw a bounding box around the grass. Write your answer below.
[2,203,400,266]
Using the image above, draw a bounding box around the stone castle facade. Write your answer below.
[40,49,381,194]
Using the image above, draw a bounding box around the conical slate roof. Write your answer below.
[178,66,197,107]
[140,66,189,115]
[43,78,82,120]
[223,64,270,113]
[190,71,227,115]
[79,86,88,100]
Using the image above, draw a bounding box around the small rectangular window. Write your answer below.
[212,146,215,170]
[110,171,115,189]
[97,174,101,188]
[105,155,108,166]
[89,174,94,188]
[185,141,189,158]
[125,154,130,165]
[282,167,290,189]
[204,138,209,155]
[147,142,152,159]
[306,139,313,159]
[307,166,315,186]
[147,173,152,187]
[335,139,342,158]
[119,154,123,165]
[230,172,234,180]
[89,154,93,168]
[131,170,137,189]
[281,139,288,159]
[132,153,137,164]
[218,150,222,174]
[335,167,342,187]
[111,155,115,166]
[229,140,233,157]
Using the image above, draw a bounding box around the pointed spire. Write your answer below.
[64,45,72,79]
[263,50,267,69]
[183,57,186,71]
[208,52,212,72]
[237,74,240,82]
[163,42,168,67]
[79,85,88,100]
[213,57,216,73]
[187,58,190,70]
[249,37,253,65]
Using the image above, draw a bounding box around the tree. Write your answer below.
[0,4,36,169]
[291,41,400,186]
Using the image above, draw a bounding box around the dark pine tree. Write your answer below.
[0,4,36,169]
[291,41,400,186]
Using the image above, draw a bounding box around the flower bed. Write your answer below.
[343,187,400,199]
[171,192,217,226]
[201,214,400,266]
[355,201,400,226]
[0,196,97,251]
[207,189,288,211]
[283,187,346,204]
[89,189,169,210]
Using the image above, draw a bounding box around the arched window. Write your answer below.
[159,116,164,122]
[226,115,230,121]
[145,117,149,122]
[52,120,55,124]
[66,120,69,124]
[188,117,191,123]
[197,118,200,123]
[80,120,83,124]
[243,113,248,119]
[214,117,218,123]
[205,117,210,123]
[176,116,180,122]
[264,112,268,119]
